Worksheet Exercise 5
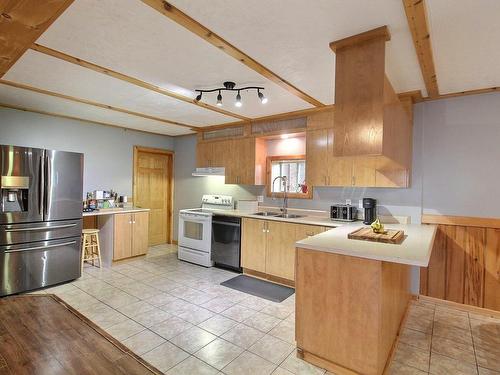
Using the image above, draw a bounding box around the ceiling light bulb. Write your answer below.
[195,93,202,101]
[258,90,268,104]
[235,91,242,107]
[217,91,223,107]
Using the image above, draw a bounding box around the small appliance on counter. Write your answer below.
[362,198,377,225]
[330,204,357,222]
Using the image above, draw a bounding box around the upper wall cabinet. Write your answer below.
[306,26,413,189]
[196,137,266,185]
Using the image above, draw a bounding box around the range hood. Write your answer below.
[192,167,225,177]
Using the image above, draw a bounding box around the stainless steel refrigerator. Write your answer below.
[0,145,83,296]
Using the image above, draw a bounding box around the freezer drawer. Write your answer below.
[0,237,81,296]
[0,219,82,246]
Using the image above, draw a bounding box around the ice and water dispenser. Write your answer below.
[1,175,30,213]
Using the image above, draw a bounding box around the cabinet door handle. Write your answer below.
[352,176,355,186]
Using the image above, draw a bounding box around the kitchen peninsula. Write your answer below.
[83,208,150,266]
[295,223,437,375]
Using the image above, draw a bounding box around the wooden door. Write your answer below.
[132,212,149,256]
[134,147,173,246]
[114,213,132,260]
[306,129,329,187]
[266,221,297,280]
[241,218,267,273]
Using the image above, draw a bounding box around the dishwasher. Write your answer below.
[211,215,242,272]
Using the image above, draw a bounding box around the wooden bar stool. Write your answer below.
[81,229,102,271]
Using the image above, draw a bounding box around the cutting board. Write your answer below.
[348,227,405,244]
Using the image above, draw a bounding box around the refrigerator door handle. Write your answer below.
[39,153,44,215]
[4,223,77,232]
[44,153,51,217]
[4,240,77,253]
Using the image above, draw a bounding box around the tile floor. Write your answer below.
[34,244,500,375]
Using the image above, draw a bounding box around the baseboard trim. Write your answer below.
[243,268,295,288]
[417,295,500,319]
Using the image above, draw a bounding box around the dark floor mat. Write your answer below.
[220,275,294,303]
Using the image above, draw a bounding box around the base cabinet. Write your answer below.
[113,212,149,260]
[241,218,327,283]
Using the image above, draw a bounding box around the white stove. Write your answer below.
[178,195,233,267]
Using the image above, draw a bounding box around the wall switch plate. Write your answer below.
[257,195,264,203]
[345,199,352,205]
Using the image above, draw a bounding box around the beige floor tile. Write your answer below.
[91,309,129,329]
[260,303,294,320]
[238,295,272,311]
[166,356,219,375]
[433,321,473,345]
[399,328,432,351]
[387,361,428,374]
[434,309,470,331]
[220,304,258,322]
[170,326,217,354]
[102,291,141,309]
[429,352,477,375]
[393,342,430,372]
[269,319,295,344]
[122,330,166,355]
[144,292,179,307]
[141,341,189,372]
[280,351,326,375]
[431,336,476,364]
[150,316,193,340]
[405,314,434,335]
[195,338,244,370]
[198,315,238,336]
[243,312,282,333]
[201,297,237,313]
[223,350,277,375]
[117,300,155,318]
[272,367,295,375]
[177,305,215,325]
[160,299,197,316]
[471,318,500,348]
[408,304,435,321]
[130,307,172,328]
[249,334,295,365]
[105,319,145,341]
[221,323,265,349]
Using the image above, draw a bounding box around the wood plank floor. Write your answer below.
[0,295,161,375]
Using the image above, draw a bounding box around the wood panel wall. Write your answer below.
[420,215,500,311]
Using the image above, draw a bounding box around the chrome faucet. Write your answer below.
[272,176,288,216]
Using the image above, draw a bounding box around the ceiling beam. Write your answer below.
[0,102,188,137]
[140,0,324,108]
[0,0,74,77]
[30,43,249,121]
[423,86,499,102]
[402,0,439,98]
[0,79,198,130]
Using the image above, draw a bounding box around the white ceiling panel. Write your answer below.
[36,0,312,117]
[169,0,427,100]
[0,85,193,136]
[427,0,500,94]
[4,50,238,127]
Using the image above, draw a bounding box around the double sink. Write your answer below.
[253,211,304,219]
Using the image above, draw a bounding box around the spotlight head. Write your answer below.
[216,91,223,107]
[235,91,242,107]
[195,92,202,101]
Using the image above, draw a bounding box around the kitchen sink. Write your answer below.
[275,213,304,219]
[253,212,280,216]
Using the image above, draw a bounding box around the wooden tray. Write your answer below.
[348,227,405,244]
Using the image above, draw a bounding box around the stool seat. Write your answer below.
[82,228,100,234]
[81,229,102,271]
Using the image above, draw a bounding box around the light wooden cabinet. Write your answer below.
[113,212,149,260]
[306,128,330,187]
[241,218,327,282]
[241,218,267,273]
[196,137,265,185]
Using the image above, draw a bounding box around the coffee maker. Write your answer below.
[362,198,377,225]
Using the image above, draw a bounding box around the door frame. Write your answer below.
[133,146,174,244]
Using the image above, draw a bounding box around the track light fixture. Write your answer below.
[194,81,267,107]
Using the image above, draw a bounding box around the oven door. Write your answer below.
[178,213,211,253]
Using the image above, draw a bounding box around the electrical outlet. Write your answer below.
[345,199,352,205]
[257,195,264,203]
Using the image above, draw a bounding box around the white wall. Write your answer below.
[0,108,174,197]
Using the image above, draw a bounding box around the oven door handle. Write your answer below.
[212,221,240,227]
[4,240,77,253]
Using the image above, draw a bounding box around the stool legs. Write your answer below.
[81,232,102,269]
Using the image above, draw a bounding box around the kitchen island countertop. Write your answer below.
[83,207,150,217]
